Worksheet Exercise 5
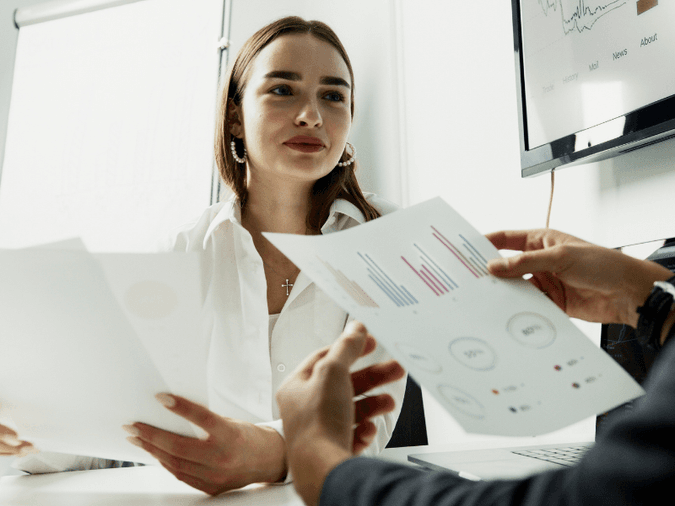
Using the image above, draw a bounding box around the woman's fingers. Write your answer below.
[0,424,36,456]
[0,440,37,456]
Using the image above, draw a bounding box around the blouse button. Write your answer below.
[277,363,286,372]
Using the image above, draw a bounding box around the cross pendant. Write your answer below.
[282,279,293,296]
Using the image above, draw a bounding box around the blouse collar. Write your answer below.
[203,193,368,245]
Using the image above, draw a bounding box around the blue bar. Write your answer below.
[459,234,488,265]
[369,273,403,307]
[400,285,419,304]
[414,243,459,288]
[360,252,410,302]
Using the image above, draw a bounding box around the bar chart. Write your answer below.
[317,256,379,308]
[357,252,419,307]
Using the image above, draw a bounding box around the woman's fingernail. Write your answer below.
[18,445,39,457]
[3,435,22,447]
[155,393,176,408]
[127,437,144,448]
[122,425,141,437]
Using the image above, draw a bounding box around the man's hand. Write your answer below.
[487,229,673,327]
[123,395,286,495]
[277,321,405,506]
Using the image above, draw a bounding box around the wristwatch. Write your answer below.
[636,275,675,352]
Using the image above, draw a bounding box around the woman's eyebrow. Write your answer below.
[263,71,350,89]
[320,76,350,88]
[264,70,301,81]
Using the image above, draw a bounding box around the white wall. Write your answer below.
[398,0,675,446]
[553,140,675,248]
[400,1,675,247]
[399,1,550,233]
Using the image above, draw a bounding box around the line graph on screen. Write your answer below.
[537,0,628,35]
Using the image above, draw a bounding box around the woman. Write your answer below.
[3,16,405,494]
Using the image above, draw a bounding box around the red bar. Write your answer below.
[432,232,479,278]
[402,256,440,295]
[421,265,448,293]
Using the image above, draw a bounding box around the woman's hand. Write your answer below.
[123,395,286,495]
[0,418,37,457]
[486,229,673,327]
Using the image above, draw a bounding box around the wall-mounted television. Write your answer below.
[511,0,675,177]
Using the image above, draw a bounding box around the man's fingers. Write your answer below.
[488,248,567,279]
[291,326,370,382]
[354,394,396,424]
[352,360,405,397]
[294,346,331,381]
[485,230,533,252]
[352,420,377,455]
[286,322,375,389]
[323,321,372,369]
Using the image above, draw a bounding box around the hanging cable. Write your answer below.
[546,168,555,229]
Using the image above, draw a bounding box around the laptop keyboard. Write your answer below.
[511,446,591,467]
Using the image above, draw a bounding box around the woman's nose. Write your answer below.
[295,98,322,128]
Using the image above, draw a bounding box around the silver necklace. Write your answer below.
[261,257,299,296]
[245,211,309,297]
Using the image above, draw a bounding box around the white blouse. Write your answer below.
[15,193,406,474]
[167,193,406,457]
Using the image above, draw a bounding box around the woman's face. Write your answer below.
[231,33,352,188]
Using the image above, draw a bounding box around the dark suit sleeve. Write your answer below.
[320,340,675,506]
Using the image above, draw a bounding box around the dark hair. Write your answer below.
[214,16,380,232]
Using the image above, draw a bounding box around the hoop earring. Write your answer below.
[337,142,356,167]
[230,139,247,164]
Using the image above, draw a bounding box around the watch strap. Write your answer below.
[636,275,675,352]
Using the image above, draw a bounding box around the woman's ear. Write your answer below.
[227,100,243,138]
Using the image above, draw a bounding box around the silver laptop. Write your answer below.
[409,320,645,480]
[408,441,593,480]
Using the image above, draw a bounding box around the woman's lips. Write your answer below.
[284,143,324,153]
[284,136,325,153]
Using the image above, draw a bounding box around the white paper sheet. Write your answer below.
[0,457,15,479]
[0,247,206,463]
[266,197,646,436]
[96,253,210,407]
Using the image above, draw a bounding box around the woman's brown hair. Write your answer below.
[214,16,381,232]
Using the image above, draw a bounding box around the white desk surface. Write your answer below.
[0,440,591,505]
[0,465,303,506]
[0,448,419,506]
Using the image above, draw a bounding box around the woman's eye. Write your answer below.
[270,85,292,96]
[324,91,345,102]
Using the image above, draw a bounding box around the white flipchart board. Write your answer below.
[0,0,224,252]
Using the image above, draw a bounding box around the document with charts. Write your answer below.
[266,197,645,436]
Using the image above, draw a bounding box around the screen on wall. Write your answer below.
[512,0,675,177]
